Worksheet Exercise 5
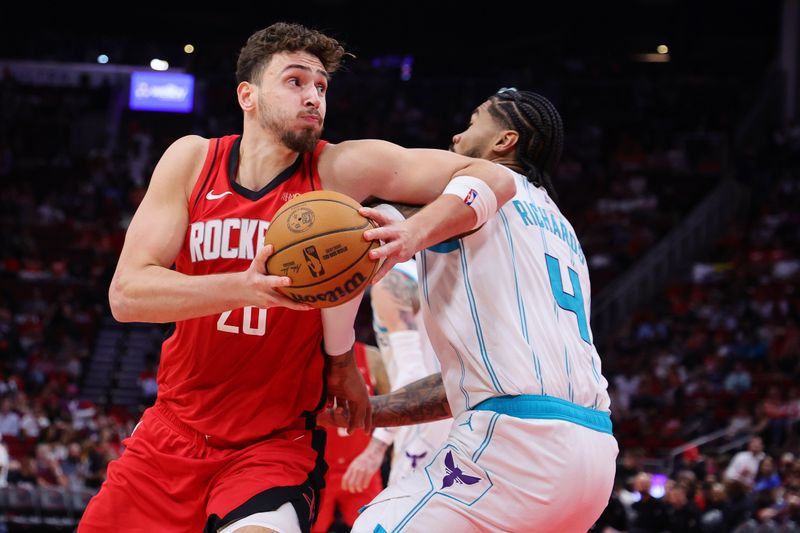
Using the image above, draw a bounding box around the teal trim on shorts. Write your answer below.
[374,525,388,533]
[473,395,613,435]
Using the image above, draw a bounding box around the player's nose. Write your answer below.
[303,87,321,108]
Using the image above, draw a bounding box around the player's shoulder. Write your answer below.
[151,135,211,195]
[317,139,403,198]
[164,135,210,158]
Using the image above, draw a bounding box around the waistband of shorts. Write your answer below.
[153,401,310,449]
[472,395,613,435]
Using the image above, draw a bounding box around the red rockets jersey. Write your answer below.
[323,342,375,473]
[158,134,328,444]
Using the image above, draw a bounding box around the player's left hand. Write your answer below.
[359,206,420,284]
[326,349,373,434]
[342,440,386,493]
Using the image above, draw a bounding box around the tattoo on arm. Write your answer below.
[371,373,451,426]
[379,270,420,318]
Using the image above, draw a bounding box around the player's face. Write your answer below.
[256,51,329,153]
[449,101,501,160]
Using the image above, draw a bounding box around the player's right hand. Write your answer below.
[244,244,314,311]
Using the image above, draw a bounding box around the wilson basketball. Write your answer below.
[264,190,381,308]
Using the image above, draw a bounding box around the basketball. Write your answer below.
[264,190,381,308]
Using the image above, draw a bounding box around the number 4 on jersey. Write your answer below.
[545,255,591,344]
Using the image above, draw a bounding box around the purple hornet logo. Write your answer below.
[405,451,427,469]
[441,451,481,489]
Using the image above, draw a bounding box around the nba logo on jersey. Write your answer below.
[463,189,478,206]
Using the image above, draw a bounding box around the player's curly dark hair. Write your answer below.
[488,88,563,201]
[236,22,347,84]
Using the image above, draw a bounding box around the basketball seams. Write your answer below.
[269,222,372,256]
[264,190,379,308]
[272,198,363,221]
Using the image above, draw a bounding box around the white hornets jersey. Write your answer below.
[417,167,611,417]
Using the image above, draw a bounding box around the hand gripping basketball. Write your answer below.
[264,191,381,309]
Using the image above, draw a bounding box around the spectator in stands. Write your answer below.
[630,472,667,533]
[723,362,752,395]
[724,436,765,488]
[753,456,781,493]
[0,432,8,487]
[699,482,728,533]
[0,397,20,438]
[664,483,701,533]
[762,387,790,451]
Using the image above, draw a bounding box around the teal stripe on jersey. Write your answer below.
[393,490,436,532]
[472,412,501,463]
[532,346,545,395]
[525,186,549,254]
[420,250,430,307]
[458,241,505,393]
[590,351,601,383]
[498,209,528,342]
[565,346,574,402]
[499,207,545,392]
[452,342,471,408]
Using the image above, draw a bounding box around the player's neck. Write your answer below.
[236,132,299,191]
[497,159,524,174]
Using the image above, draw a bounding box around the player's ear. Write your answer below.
[493,130,518,156]
[237,82,256,112]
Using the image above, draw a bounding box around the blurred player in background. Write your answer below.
[338,260,451,494]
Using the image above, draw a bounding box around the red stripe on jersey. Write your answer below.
[158,135,329,444]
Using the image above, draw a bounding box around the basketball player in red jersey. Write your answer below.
[313,341,384,533]
[79,22,514,533]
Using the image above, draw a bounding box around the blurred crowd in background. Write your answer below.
[1,4,799,531]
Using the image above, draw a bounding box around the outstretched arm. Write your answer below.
[319,373,450,428]
[319,141,515,275]
[371,373,451,427]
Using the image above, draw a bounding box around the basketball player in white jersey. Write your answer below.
[342,88,619,532]
[340,260,452,494]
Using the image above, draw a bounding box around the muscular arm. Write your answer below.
[319,141,515,256]
[370,373,451,427]
[109,136,307,323]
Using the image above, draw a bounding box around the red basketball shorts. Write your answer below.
[312,470,383,532]
[78,402,326,533]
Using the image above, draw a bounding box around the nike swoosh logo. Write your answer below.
[206,190,232,200]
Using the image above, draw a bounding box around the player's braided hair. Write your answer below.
[237,22,347,84]
[487,88,563,201]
